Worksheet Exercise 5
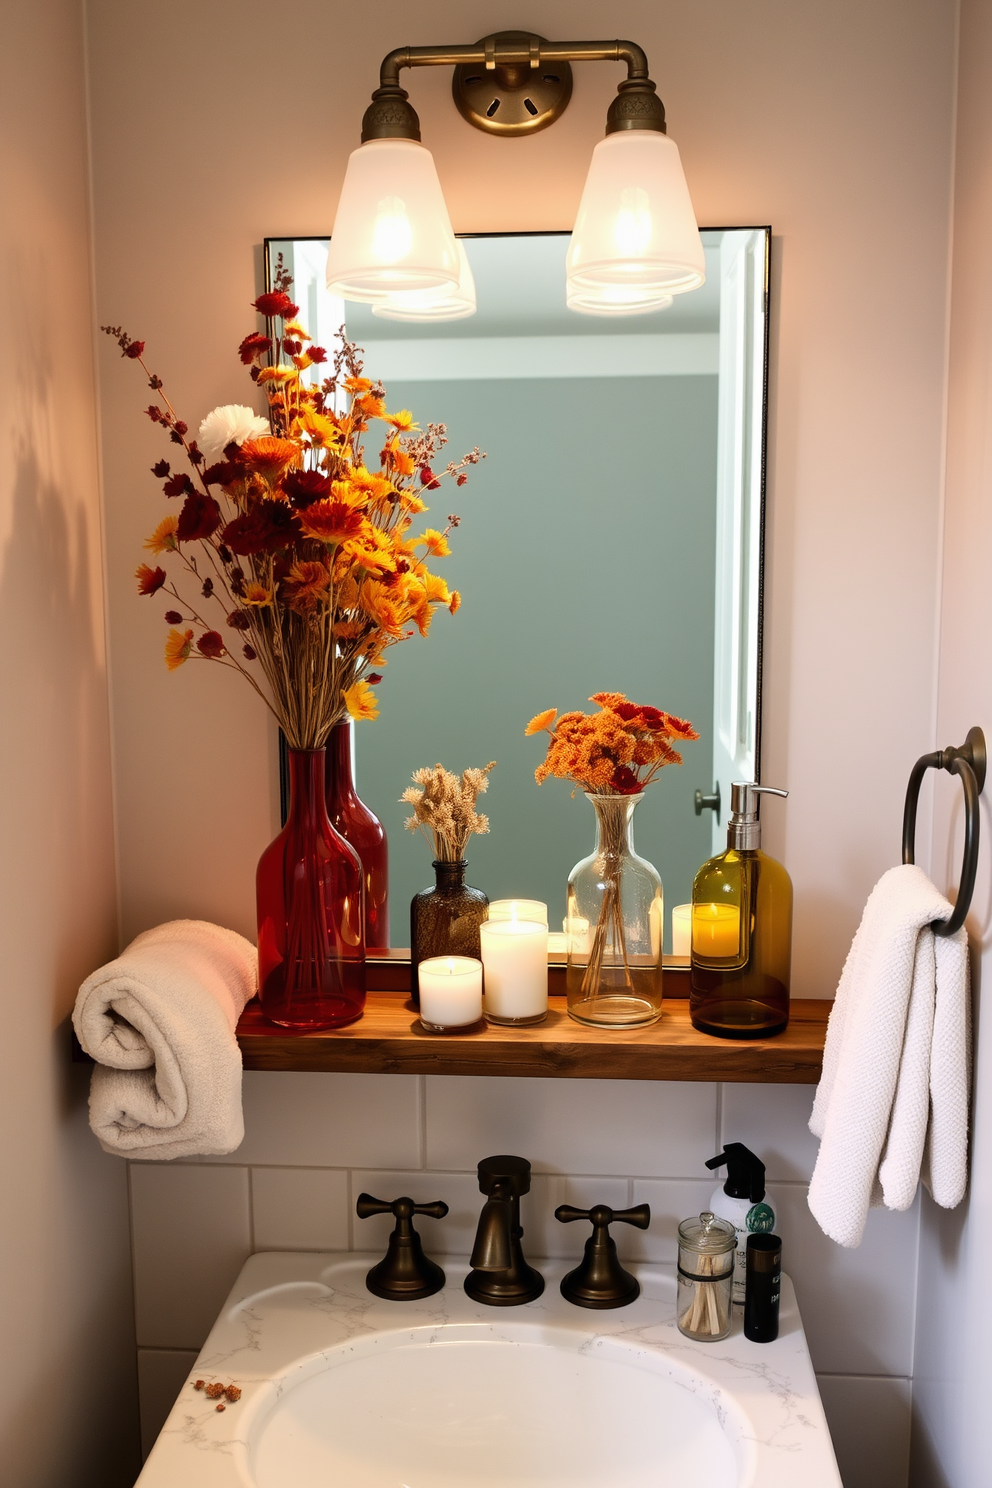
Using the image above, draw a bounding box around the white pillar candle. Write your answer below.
[418,956,483,1031]
[480,919,549,1023]
[672,903,692,957]
[488,898,549,926]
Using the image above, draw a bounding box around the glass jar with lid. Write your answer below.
[677,1211,735,1341]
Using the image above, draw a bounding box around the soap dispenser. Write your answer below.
[690,783,792,1037]
[705,1144,776,1305]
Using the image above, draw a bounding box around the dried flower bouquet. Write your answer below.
[105,258,483,751]
[403,762,496,863]
[527,694,698,1011]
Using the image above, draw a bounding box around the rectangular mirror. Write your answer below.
[265,229,769,951]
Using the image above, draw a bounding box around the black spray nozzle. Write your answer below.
[705,1142,766,1203]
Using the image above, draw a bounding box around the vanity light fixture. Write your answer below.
[325,32,705,318]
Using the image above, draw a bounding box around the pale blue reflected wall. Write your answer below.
[354,373,718,948]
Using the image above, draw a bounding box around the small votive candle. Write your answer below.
[418,956,483,1032]
[480,919,549,1024]
[672,904,692,957]
[692,903,741,959]
[488,899,549,926]
[563,914,591,955]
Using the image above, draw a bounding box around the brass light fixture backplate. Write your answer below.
[452,32,573,136]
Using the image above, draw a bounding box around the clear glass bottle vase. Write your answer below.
[565,793,664,1027]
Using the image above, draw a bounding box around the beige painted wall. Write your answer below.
[912,1,992,1483]
[88,0,958,994]
[0,2,137,1483]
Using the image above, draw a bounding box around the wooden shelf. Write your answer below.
[237,983,829,1084]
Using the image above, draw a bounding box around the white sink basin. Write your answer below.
[136,1254,842,1488]
[252,1325,740,1487]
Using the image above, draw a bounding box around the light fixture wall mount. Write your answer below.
[360,33,666,143]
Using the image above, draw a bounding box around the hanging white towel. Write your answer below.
[808,864,970,1247]
[72,920,257,1160]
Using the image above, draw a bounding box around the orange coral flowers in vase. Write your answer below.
[527,694,698,1028]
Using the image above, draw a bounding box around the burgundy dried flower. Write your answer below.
[176,491,222,542]
[238,332,271,364]
[164,609,183,625]
[309,345,328,364]
[283,469,331,508]
[222,501,302,556]
[243,644,257,661]
[146,405,164,422]
[283,339,302,356]
[367,673,383,685]
[196,631,225,659]
[124,340,145,360]
[201,577,214,599]
[202,461,241,488]
[151,459,170,478]
[226,610,250,631]
[163,473,194,498]
[253,291,299,319]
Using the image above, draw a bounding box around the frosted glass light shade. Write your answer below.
[373,240,476,321]
[326,139,460,303]
[567,283,674,317]
[567,131,705,295]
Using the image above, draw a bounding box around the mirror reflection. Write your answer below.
[266,230,768,950]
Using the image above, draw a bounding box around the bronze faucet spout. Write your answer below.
[465,1156,544,1307]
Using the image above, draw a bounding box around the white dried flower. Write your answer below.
[198,405,269,460]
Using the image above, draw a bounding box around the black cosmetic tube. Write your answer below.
[744,1233,781,1343]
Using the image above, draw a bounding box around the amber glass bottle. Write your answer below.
[690,784,792,1038]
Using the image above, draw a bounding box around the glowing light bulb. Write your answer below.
[371,197,413,265]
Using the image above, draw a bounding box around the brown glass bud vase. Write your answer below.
[410,860,488,1008]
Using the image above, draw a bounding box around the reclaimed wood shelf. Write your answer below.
[237,962,829,1084]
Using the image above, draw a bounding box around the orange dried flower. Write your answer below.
[526,708,558,736]
[527,694,696,794]
[419,528,450,558]
[299,500,367,546]
[238,436,300,482]
[383,409,417,431]
[164,627,194,670]
[282,560,331,614]
[343,679,379,721]
[144,516,178,555]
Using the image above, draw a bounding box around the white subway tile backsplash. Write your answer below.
[817,1374,911,1488]
[350,1169,481,1258]
[251,1167,350,1251]
[628,1179,717,1263]
[424,1076,717,1178]
[208,1072,421,1168]
[137,1350,198,1460]
[770,1184,919,1377]
[130,1164,250,1349]
[720,1083,820,1181]
[524,1174,631,1259]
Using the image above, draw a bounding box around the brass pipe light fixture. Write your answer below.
[325,32,705,320]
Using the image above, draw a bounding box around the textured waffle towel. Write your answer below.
[72,920,257,1160]
[808,864,971,1247]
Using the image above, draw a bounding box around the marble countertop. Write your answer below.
[136,1251,842,1487]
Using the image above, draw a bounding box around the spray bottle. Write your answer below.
[705,1143,776,1305]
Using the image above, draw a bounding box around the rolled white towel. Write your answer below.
[73,920,257,1160]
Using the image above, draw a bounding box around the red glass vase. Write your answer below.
[325,721,389,950]
[257,748,366,1030]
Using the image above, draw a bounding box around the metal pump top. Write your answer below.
[727,783,788,851]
